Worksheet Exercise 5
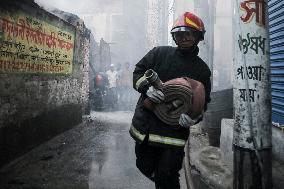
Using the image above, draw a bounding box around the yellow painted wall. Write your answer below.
[0,10,75,74]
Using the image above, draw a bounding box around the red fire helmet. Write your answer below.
[171,12,205,40]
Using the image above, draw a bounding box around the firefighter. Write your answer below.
[130,12,211,189]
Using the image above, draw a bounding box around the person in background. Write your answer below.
[130,12,211,189]
[116,63,122,76]
[116,63,123,107]
[118,62,132,110]
[92,71,108,110]
[106,64,119,110]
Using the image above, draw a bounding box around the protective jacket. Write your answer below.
[130,46,211,149]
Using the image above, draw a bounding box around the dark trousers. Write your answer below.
[135,141,185,189]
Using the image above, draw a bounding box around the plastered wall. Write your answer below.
[0,0,90,167]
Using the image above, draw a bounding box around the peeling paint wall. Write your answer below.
[0,0,90,167]
[79,31,90,114]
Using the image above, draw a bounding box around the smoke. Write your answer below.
[35,0,151,111]
[35,0,150,66]
[212,0,233,91]
[35,0,234,112]
[35,0,112,14]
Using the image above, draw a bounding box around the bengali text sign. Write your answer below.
[0,10,75,74]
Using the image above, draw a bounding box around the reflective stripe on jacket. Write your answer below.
[130,125,186,147]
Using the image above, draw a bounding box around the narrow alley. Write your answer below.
[1,0,284,189]
[0,111,156,189]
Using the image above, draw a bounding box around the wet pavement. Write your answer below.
[7,109,282,189]
[0,111,156,189]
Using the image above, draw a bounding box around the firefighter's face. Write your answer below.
[173,31,199,49]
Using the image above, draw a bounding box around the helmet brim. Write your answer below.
[171,26,196,33]
[171,26,205,41]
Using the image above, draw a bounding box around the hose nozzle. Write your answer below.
[144,69,163,89]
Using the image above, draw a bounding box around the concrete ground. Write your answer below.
[189,124,284,189]
[0,111,187,189]
[189,126,233,189]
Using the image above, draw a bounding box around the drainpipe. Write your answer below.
[232,0,272,188]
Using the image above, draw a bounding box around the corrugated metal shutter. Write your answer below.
[268,0,284,125]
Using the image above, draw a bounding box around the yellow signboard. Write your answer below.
[0,10,75,74]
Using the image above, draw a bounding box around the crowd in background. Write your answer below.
[92,62,135,111]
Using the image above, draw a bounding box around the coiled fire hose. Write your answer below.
[143,69,205,126]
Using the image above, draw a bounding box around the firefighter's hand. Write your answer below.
[178,114,196,128]
[146,86,165,103]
